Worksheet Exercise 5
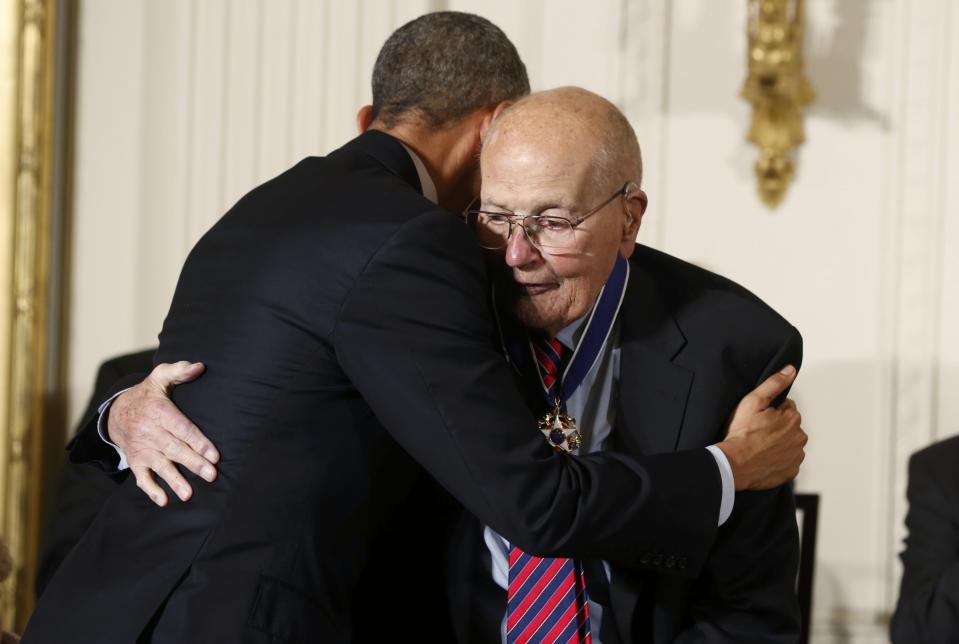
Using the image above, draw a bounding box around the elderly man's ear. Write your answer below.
[620,189,647,257]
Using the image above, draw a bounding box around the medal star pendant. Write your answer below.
[537,401,582,454]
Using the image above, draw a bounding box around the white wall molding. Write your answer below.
[614,0,670,251]
[883,0,954,614]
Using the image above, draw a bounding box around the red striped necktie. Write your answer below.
[506,548,592,643]
[506,337,591,643]
[533,337,565,404]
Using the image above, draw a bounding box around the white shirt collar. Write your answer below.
[555,310,590,350]
[398,142,438,204]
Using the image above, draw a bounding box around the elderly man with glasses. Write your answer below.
[446,87,805,643]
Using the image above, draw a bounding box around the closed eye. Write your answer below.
[532,216,571,231]
[479,212,513,225]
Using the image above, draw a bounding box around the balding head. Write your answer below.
[475,87,648,336]
[484,87,643,188]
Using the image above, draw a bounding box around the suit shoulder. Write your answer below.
[632,244,799,341]
[360,208,486,284]
[910,435,959,483]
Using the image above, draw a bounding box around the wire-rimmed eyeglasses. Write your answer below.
[465,181,637,253]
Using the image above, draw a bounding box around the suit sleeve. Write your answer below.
[37,353,152,595]
[675,329,804,643]
[333,210,721,571]
[890,450,959,643]
[66,370,148,472]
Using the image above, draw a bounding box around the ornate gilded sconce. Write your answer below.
[741,0,815,208]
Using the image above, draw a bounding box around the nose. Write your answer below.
[505,225,538,267]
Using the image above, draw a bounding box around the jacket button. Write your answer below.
[665,556,676,569]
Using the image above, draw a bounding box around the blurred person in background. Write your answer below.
[891,434,959,643]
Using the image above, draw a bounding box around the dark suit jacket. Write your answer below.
[24,131,728,644]
[891,435,959,643]
[448,245,803,643]
[35,348,459,641]
[34,349,156,597]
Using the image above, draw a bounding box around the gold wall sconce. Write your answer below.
[741,0,815,208]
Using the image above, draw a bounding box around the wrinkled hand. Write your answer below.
[107,361,219,506]
[716,365,807,491]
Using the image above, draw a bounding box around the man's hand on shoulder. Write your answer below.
[107,361,220,506]
[716,365,807,491]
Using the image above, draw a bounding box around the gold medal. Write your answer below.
[538,399,582,453]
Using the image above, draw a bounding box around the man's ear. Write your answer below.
[620,188,648,257]
[356,105,374,134]
[479,101,512,144]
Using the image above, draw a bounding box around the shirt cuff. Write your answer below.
[97,388,133,471]
[705,444,735,526]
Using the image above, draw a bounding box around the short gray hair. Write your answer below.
[371,12,530,128]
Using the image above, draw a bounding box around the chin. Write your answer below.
[513,304,546,331]
[513,303,561,335]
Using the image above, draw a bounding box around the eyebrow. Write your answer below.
[482,200,512,212]
[481,199,574,214]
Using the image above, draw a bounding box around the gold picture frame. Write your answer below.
[1,0,63,631]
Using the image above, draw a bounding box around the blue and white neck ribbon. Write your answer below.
[498,255,630,412]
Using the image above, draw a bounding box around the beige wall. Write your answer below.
[68,1,959,641]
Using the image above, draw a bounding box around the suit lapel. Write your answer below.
[609,254,694,642]
[613,257,693,457]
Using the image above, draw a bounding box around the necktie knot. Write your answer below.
[533,336,566,398]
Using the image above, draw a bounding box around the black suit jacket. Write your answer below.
[25,131,726,644]
[36,349,457,641]
[448,246,803,643]
[891,435,959,643]
[34,349,156,597]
